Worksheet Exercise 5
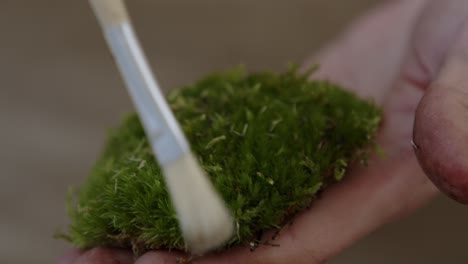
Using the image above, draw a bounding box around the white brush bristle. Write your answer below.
[163,153,234,254]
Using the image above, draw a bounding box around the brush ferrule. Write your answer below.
[104,23,190,165]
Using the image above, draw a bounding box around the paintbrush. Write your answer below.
[88,0,233,254]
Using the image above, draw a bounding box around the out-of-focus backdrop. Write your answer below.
[1,0,468,263]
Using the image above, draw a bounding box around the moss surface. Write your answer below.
[66,67,381,254]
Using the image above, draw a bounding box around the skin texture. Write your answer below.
[60,0,468,263]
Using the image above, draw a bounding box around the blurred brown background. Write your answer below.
[1,0,468,263]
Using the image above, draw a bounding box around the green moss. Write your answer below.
[65,66,381,254]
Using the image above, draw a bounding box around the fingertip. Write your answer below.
[414,86,468,204]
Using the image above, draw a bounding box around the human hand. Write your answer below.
[60,0,468,263]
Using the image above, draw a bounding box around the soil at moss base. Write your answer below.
[65,67,382,255]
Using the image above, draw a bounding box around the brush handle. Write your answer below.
[89,0,190,165]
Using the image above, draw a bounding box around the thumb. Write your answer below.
[414,21,468,204]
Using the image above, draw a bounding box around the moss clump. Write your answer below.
[65,66,381,254]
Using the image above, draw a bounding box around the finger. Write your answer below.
[414,24,468,203]
[73,248,133,264]
[303,0,426,104]
[58,248,83,264]
[410,0,468,203]
[136,155,436,264]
